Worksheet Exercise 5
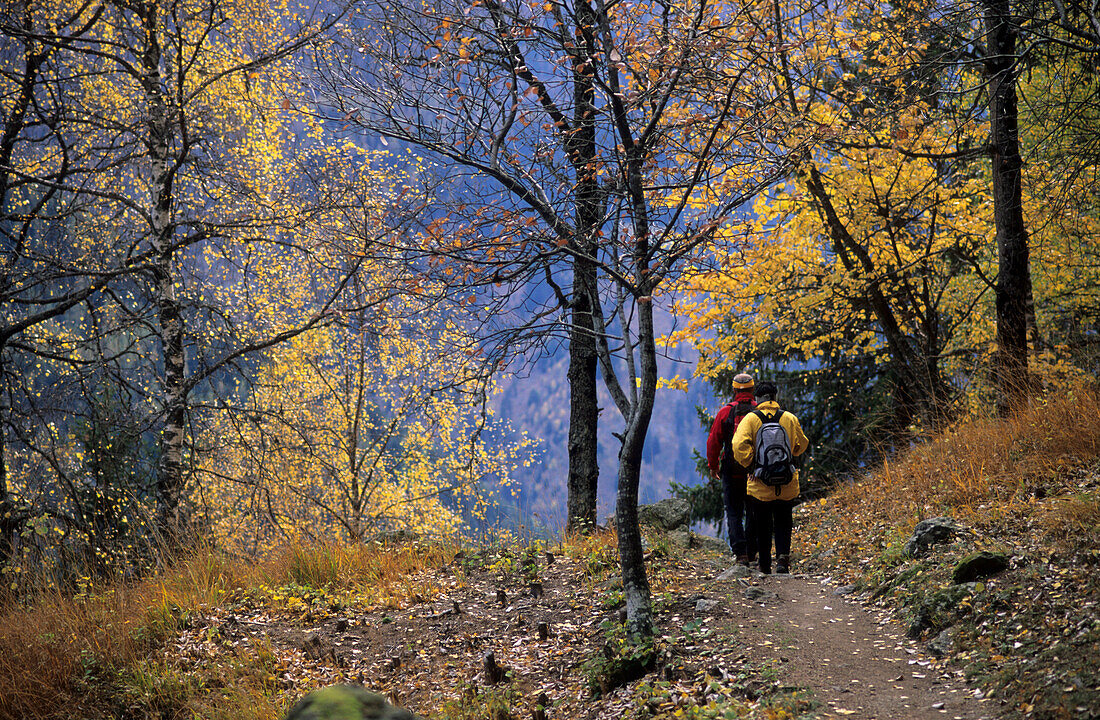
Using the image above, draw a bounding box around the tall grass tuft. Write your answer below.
[0,540,251,719]
[257,539,460,606]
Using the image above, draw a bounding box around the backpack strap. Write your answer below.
[752,408,785,424]
[723,401,754,440]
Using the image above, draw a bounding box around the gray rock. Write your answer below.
[834,584,858,596]
[695,598,720,613]
[637,498,692,531]
[689,533,732,554]
[667,530,730,554]
[667,529,692,548]
[927,627,958,658]
[745,586,779,603]
[718,565,755,581]
[904,516,963,558]
[952,551,1010,584]
[285,685,421,720]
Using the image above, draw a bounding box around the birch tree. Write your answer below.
[2,0,356,551]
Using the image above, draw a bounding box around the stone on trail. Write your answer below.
[718,565,755,581]
[927,626,959,658]
[695,598,720,613]
[285,685,421,720]
[745,586,779,603]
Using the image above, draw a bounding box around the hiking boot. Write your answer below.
[776,555,790,574]
[758,557,772,574]
[735,554,750,566]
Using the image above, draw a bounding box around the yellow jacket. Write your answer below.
[731,401,809,501]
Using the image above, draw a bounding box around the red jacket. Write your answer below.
[706,390,757,477]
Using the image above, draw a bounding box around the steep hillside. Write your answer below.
[796,386,1100,719]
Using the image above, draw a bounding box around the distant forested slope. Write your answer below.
[493,345,715,531]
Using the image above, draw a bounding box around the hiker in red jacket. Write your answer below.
[706,373,758,565]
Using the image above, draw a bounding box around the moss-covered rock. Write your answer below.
[285,685,420,720]
[581,625,660,696]
[951,551,1010,584]
[904,517,963,558]
[906,582,981,640]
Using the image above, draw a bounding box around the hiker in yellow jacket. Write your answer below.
[731,381,809,574]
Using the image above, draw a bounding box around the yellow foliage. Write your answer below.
[198,299,532,553]
[666,0,1100,417]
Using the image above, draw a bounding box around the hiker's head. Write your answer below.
[754,381,778,402]
[732,373,754,393]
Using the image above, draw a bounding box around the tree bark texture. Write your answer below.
[567,285,599,533]
[565,3,601,534]
[985,0,1031,414]
[614,294,657,638]
[607,137,658,638]
[140,2,188,543]
[0,354,12,564]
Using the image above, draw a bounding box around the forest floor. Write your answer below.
[9,391,1098,720]
[128,530,1007,720]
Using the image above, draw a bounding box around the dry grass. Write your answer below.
[0,539,461,720]
[272,540,460,598]
[1036,491,1100,550]
[806,384,1100,552]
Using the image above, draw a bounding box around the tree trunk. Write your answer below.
[0,351,12,564]
[985,0,1031,414]
[614,295,657,638]
[141,2,188,544]
[0,14,40,564]
[565,2,600,534]
[609,137,658,638]
[566,285,599,533]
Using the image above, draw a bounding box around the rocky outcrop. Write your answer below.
[904,517,963,558]
[667,529,729,554]
[637,498,692,531]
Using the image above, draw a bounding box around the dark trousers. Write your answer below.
[747,497,793,572]
[721,466,756,558]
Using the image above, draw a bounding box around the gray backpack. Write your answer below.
[751,410,793,493]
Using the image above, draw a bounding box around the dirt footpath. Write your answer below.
[209,545,1007,720]
[709,570,1000,720]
